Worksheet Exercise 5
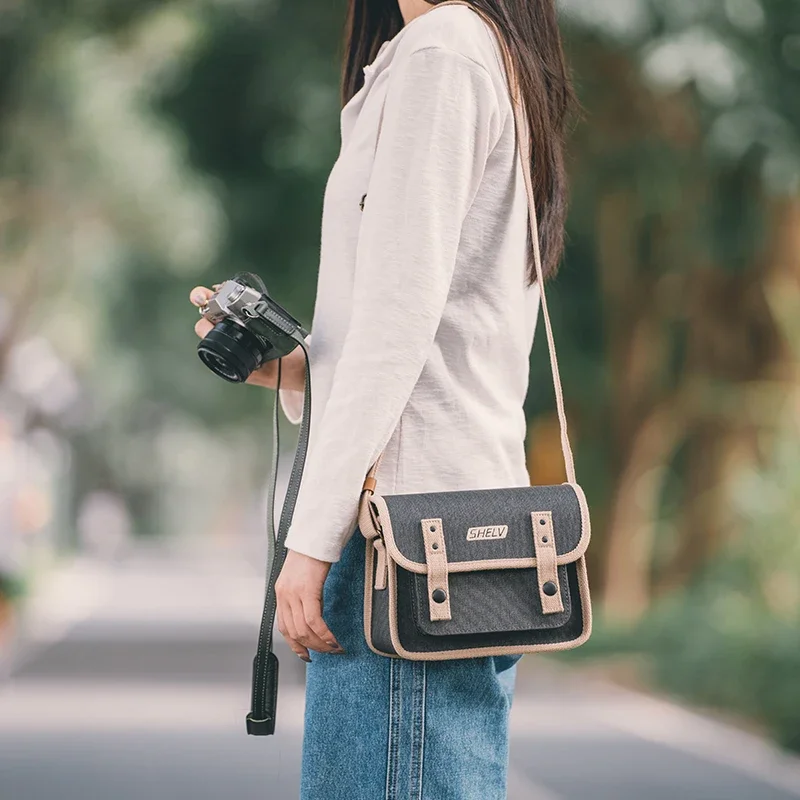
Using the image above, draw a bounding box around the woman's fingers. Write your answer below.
[276,593,342,657]
[301,597,343,652]
[289,596,337,654]
[274,550,338,657]
[189,286,214,307]
[194,317,213,340]
[191,286,214,340]
[277,604,310,662]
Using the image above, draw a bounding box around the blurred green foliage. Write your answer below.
[569,416,800,750]
[1,0,800,749]
[644,425,800,751]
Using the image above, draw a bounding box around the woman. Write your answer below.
[191,0,574,796]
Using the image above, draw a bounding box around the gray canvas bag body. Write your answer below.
[355,0,592,660]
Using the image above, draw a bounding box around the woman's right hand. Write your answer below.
[189,285,307,392]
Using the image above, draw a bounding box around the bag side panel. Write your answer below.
[363,539,397,657]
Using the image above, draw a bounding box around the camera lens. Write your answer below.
[197,319,268,383]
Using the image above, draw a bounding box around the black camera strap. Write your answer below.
[246,330,312,736]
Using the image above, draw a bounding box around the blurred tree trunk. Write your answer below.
[603,394,688,619]
[656,196,798,595]
[602,246,785,619]
[595,186,680,620]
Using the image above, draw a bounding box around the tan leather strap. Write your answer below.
[362,0,576,495]
[531,510,564,614]
[421,518,452,621]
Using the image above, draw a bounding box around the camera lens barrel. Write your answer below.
[197,319,267,383]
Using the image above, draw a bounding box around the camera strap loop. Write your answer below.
[246,330,312,736]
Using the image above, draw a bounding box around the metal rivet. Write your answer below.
[542,581,558,597]
[539,519,546,525]
[432,588,447,604]
[429,525,436,532]
[432,542,439,550]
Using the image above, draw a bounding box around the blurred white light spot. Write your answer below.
[642,27,745,106]
[28,427,69,470]
[558,0,652,42]
[763,152,800,195]
[6,337,81,418]
[77,492,132,559]
[708,106,795,162]
[724,0,765,32]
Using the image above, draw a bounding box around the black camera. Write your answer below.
[196,272,308,383]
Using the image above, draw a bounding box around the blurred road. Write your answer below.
[2,543,800,800]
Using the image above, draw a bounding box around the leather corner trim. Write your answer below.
[565,482,591,554]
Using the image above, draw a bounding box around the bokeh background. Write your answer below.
[2,0,800,798]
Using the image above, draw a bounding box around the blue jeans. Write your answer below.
[301,531,521,799]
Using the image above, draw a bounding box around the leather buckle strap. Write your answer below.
[373,539,388,591]
[421,518,452,622]
[358,489,382,540]
[531,511,564,614]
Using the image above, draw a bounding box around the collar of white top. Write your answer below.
[363,39,393,78]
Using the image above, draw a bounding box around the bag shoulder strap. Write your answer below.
[365,0,576,490]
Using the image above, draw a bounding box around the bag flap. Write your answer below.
[372,483,589,575]
[409,563,574,637]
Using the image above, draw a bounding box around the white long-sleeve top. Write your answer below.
[281,5,541,562]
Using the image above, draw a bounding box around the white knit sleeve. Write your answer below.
[284,46,501,562]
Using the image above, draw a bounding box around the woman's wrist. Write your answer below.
[246,349,306,391]
[278,354,307,392]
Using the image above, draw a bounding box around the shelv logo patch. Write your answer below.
[466,525,509,541]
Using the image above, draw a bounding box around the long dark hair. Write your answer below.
[341,0,575,283]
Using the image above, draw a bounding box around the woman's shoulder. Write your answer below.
[396,5,503,75]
